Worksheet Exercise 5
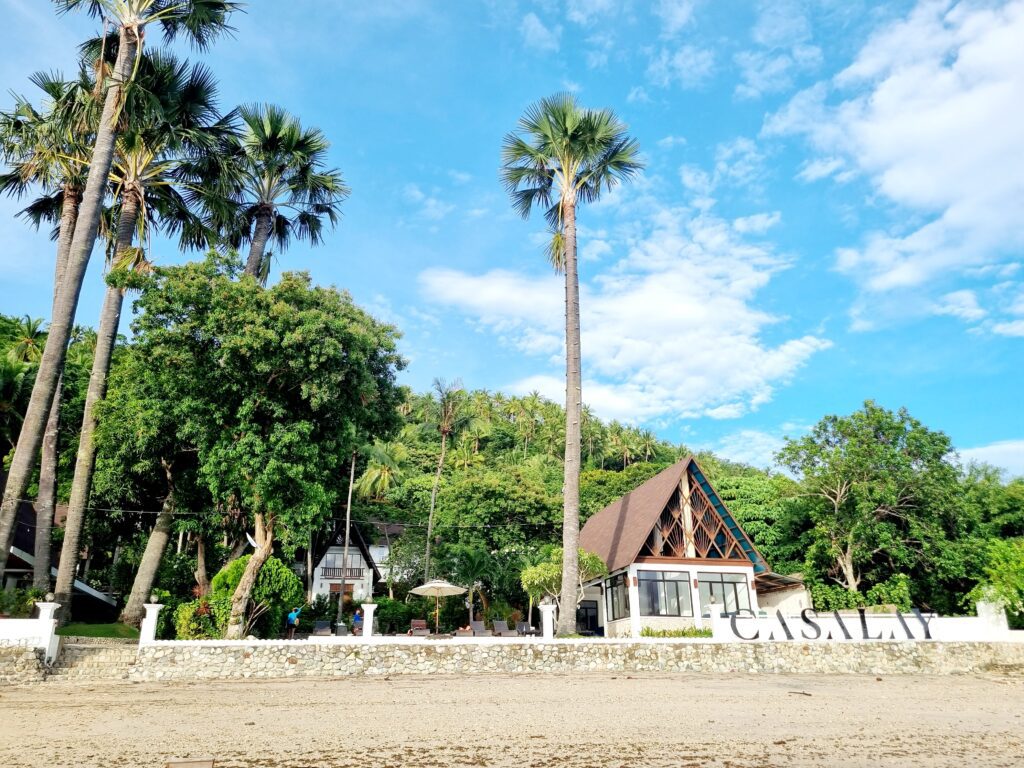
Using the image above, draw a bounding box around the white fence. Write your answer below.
[0,602,61,663]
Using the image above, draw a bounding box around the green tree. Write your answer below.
[776,401,959,595]
[422,378,467,580]
[125,255,403,638]
[501,93,641,634]
[0,0,239,582]
[354,440,409,501]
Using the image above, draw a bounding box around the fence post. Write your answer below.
[140,603,164,644]
[34,601,61,663]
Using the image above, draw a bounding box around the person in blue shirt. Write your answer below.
[352,608,363,635]
[286,607,301,639]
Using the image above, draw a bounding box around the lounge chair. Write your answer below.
[409,619,431,636]
[516,621,539,636]
[311,620,332,636]
[491,619,518,637]
[469,620,491,637]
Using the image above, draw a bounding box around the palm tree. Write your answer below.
[354,440,408,501]
[0,358,30,453]
[423,378,467,580]
[638,429,659,462]
[196,103,349,282]
[454,547,493,625]
[0,0,239,581]
[5,317,46,364]
[56,54,230,619]
[501,93,641,634]
[1,70,97,590]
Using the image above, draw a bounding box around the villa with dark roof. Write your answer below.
[578,456,810,637]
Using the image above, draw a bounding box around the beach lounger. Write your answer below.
[491,619,518,637]
[469,620,491,637]
[516,621,539,636]
[311,620,332,636]
[410,619,431,636]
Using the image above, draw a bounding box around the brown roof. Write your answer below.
[580,457,693,573]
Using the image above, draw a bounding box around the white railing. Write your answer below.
[0,602,61,663]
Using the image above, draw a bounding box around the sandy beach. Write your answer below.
[1,672,1022,767]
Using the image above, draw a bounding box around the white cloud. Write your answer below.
[420,203,830,424]
[657,135,688,149]
[567,0,617,26]
[585,32,615,69]
[765,0,1024,309]
[796,156,846,182]
[647,45,716,89]
[581,239,613,262]
[714,137,766,189]
[562,79,582,93]
[520,12,560,52]
[960,439,1024,478]
[653,0,699,37]
[448,170,472,184]
[403,183,455,221]
[734,0,821,99]
[932,290,985,322]
[733,212,781,234]
[992,320,1024,337]
[627,86,651,104]
[713,429,785,469]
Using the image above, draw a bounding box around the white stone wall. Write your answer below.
[757,586,812,615]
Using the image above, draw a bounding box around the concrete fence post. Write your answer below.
[539,604,556,639]
[140,603,164,645]
[34,601,61,663]
[362,603,377,639]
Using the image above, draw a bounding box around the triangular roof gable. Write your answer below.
[579,457,769,575]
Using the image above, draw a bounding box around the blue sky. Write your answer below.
[1,0,1022,475]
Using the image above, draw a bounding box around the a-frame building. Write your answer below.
[578,456,808,637]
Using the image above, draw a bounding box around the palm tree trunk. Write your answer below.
[53,193,139,615]
[33,187,81,590]
[335,454,356,626]
[120,469,174,627]
[194,536,211,596]
[244,208,273,277]
[225,512,274,639]
[0,27,139,578]
[557,197,582,636]
[423,431,448,581]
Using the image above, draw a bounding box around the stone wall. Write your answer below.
[131,639,1024,682]
[0,645,45,684]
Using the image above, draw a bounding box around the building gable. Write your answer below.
[580,457,769,574]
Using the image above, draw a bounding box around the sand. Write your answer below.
[1,673,1022,767]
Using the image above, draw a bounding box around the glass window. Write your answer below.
[638,571,693,617]
[697,571,751,616]
[607,573,630,621]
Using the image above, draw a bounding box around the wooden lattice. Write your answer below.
[639,470,747,561]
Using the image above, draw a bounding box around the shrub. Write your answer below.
[210,555,304,638]
[368,596,414,634]
[808,582,865,611]
[173,596,230,639]
[0,588,44,617]
[968,538,1024,629]
[866,574,913,611]
[639,626,712,638]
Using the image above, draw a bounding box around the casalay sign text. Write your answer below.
[719,608,936,642]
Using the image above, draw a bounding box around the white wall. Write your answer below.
[757,586,811,615]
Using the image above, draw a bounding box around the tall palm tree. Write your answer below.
[1,70,97,589]
[5,317,46,364]
[196,103,349,282]
[454,547,493,625]
[354,440,408,501]
[55,54,230,618]
[0,358,30,454]
[423,378,467,580]
[501,93,641,634]
[0,0,239,580]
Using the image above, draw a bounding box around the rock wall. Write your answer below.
[131,640,1024,682]
[0,645,45,684]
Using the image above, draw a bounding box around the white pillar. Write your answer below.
[362,603,377,638]
[539,604,557,639]
[34,602,61,663]
[140,603,164,644]
[627,565,642,638]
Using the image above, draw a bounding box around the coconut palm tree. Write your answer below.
[5,318,46,364]
[501,93,641,633]
[354,440,409,501]
[1,70,98,589]
[194,103,349,282]
[454,547,494,625]
[55,55,231,617]
[0,358,30,454]
[0,0,239,581]
[423,378,468,580]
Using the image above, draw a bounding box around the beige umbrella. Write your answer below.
[410,579,467,633]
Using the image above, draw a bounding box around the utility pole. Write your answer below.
[335,452,357,632]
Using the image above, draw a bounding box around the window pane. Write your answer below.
[679,583,693,616]
[666,571,689,581]
[698,582,711,616]
[723,573,746,583]
[724,584,738,613]
[666,582,679,615]
[736,583,751,611]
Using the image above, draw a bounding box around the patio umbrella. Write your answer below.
[410,579,466,633]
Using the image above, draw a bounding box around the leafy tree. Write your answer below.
[520,546,607,623]
[501,93,641,634]
[124,255,402,638]
[968,538,1024,628]
[421,378,467,579]
[211,554,304,638]
[776,400,959,595]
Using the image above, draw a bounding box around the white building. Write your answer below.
[579,457,811,637]
[309,523,381,603]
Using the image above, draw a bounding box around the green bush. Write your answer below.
[866,574,913,610]
[210,555,304,638]
[0,588,44,617]
[968,538,1024,629]
[367,596,414,634]
[808,582,865,611]
[173,597,230,639]
[639,626,712,638]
